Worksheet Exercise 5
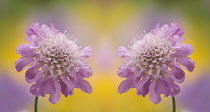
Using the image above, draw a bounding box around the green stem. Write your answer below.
[172,97,176,112]
[34,97,38,112]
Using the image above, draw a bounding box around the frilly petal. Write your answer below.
[25,23,47,44]
[42,79,56,95]
[118,76,133,94]
[49,81,61,104]
[168,64,185,83]
[25,64,43,83]
[118,46,129,58]
[136,76,151,97]
[25,35,40,45]
[135,74,150,96]
[155,77,180,97]
[50,23,58,34]
[164,78,180,97]
[140,80,151,97]
[59,79,70,97]
[15,57,34,72]
[81,46,92,58]
[26,23,40,37]
[60,75,75,96]
[76,65,93,78]
[153,23,160,34]
[162,24,170,37]
[176,57,195,72]
[173,44,193,57]
[163,23,184,45]
[154,79,170,96]
[149,81,161,104]
[117,65,134,78]
[77,77,92,94]
[17,44,36,57]
[30,77,56,97]
[170,23,184,37]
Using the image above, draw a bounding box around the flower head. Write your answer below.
[117,23,195,104]
[16,23,93,104]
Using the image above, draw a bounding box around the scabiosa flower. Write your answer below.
[117,23,195,104]
[15,23,93,104]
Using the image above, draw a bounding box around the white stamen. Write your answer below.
[38,32,80,76]
[129,31,173,78]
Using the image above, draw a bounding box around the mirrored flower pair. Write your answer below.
[16,23,194,104]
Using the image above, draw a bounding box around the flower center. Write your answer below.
[130,33,172,76]
[37,33,80,76]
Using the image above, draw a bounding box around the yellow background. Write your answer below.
[0,0,210,112]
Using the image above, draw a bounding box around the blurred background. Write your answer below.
[0,0,210,112]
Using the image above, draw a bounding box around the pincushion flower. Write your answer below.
[117,23,195,104]
[15,23,93,104]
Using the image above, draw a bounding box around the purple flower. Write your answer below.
[117,23,195,104]
[15,23,93,104]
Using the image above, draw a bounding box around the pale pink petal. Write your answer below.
[76,65,93,78]
[117,65,134,78]
[162,24,170,37]
[136,75,151,97]
[42,79,56,95]
[17,44,36,57]
[15,57,33,72]
[26,23,46,40]
[50,23,57,34]
[59,79,70,97]
[174,44,193,57]
[81,46,92,58]
[26,23,40,37]
[25,36,34,44]
[165,78,180,97]
[170,35,185,45]
[149,81,161,104]
[77,77,92,94]
[168,64,185,83]
[136,75,150,96]
[176,57,195,72]
[153,23,160,34]
[68,75,77,87]
[165,23,184,44]
[60,75,74,96]
[165,23,184,38]
[118,46,129,58]
[39,24,48,37]
[49,82,61,104]
[154,79,170,96]
[139,80,151,97]
[30,77,55,97]
[132,74,142,87]
[25,35,39,45]
[29,75,46,94]
[25,64,42,83]
[170,23,184,37]
[30,82,43,97]
[118,77,133,94]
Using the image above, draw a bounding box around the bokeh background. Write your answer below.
[0,0,210,112]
